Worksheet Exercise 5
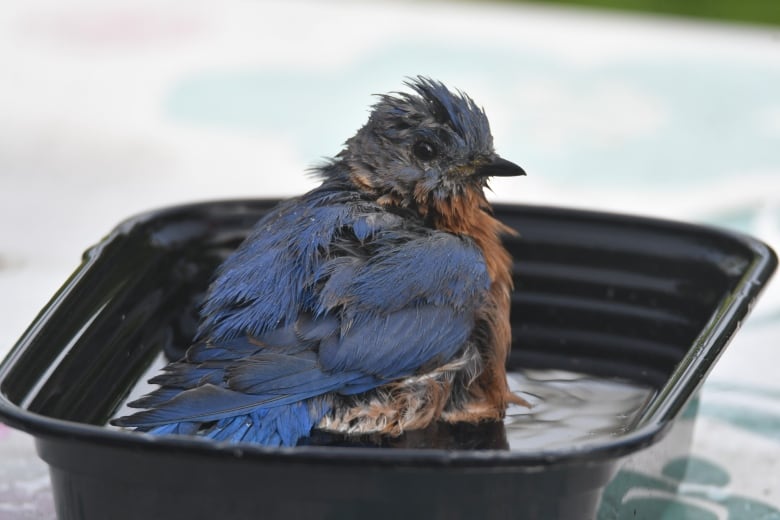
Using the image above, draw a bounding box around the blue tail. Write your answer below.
[129,397,331,447]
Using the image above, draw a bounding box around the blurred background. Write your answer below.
[0,1,779,518]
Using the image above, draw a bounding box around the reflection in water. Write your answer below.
[504,369,654,452]
[307,418,509,450]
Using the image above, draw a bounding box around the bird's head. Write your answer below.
[334,77,525,211]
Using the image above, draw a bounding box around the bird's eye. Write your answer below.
[412,140,438,161]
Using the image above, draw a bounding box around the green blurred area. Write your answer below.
[511,0,780,26]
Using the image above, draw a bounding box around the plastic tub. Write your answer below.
[0,200,775,520]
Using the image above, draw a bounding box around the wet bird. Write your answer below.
[113,77,526,446]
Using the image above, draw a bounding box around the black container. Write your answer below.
[0,200,775,520]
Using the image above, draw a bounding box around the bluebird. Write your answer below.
[112,77,526,447]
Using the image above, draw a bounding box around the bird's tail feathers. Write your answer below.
[112,388,331,447]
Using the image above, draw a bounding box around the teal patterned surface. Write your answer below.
[601,399,780,518]
[602,457,780,519]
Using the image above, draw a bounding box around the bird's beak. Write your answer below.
[474,157,526,177]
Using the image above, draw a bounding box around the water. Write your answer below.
[114,357,655,451]
[505,369,655,451]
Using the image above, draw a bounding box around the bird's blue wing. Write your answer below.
[197,192,409,341]
[115,191,491,441]
[314,231,491,378]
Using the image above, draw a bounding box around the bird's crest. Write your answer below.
[406,77,489,141]
[372,76,493,150]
